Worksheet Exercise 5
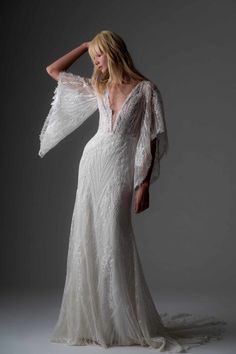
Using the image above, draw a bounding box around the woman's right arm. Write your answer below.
[46,42,90,81]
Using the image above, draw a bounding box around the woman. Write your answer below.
[39,30,226,352]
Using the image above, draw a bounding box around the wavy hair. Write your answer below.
[87,30,149,96]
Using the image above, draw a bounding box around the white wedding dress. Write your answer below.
[38,71,226,352]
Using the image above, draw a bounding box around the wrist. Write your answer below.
[141,180,150,188]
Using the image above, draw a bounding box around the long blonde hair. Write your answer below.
[87,30,150,96]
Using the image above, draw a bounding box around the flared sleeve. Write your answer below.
[38,71,98,158]
[134,82,168,191]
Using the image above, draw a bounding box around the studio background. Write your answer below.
[1,1,235,353]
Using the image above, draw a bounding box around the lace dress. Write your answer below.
[38,71,226,352]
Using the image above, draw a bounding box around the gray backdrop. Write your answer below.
[1,0,235,306]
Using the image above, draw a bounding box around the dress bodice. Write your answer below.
[38,71,168,191]
[97,80,147,139]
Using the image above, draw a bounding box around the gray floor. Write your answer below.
[1,290,235,354]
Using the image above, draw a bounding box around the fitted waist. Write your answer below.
[83,130,137,154]
[95,129,137,141]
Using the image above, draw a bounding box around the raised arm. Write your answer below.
[46,42,91,81]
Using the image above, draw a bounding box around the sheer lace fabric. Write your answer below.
[38,71,226,352]
[39,71,167,191]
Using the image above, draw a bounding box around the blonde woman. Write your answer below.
[39,30,226,352]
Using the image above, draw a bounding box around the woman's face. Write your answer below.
[93,51,108,73]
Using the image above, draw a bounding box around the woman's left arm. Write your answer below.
[134,137,156,213]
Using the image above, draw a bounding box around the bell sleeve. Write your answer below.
[38,71,98,158]
[134,83,168,191]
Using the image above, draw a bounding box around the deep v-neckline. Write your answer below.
[105,80,146,132]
